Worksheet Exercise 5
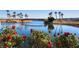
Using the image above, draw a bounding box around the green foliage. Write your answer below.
[30,30,52,48]
[0,26,26,48]
[52,34,79,48]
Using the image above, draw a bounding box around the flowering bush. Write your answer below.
[52,32,79,48]
[30,29,52,48]
[0,26,79,48]
[0,26,27,48]
[29,29,79,48]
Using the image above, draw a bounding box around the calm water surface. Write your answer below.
[0,20,79,37]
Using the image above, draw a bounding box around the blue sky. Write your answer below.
[0,10,79,19]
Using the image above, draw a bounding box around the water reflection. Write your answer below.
[44,21,54,33]
[0,21,79,37]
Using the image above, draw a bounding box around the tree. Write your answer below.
[19,12,23,19]
[49,12,52,17]
[17,14,19,17]
[6,10,10,18]
[6,10,9,13]
[58,12,63,34]
[58,11,61,19]
[61,13,64,19]
[25,14,28,18]
[13,11,16,19]
[54,11,58,35]
[48,12,55,34]
[17,12,24,24]
[17,12,23,19]
[54,11,57,20]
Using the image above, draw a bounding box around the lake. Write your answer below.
[0,20,79,37]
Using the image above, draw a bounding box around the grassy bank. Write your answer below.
[0,19,32,23]
[0,19,79,26]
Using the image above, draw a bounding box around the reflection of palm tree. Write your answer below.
[54,11,57,20]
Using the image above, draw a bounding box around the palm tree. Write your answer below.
[6,10,10,18]
[49,12,52,17]
[58,12,63,34]
[48,12,54,35]
[13,11,16,19]
[17,13,20,18]
[58,11,61,20]
[17,12,23,19]
[17,12,24,23]
[19,12,23,19]
[61,13,64,20]
[25,14,28,18]
[54,11,57,20]
[6,10,9,13]
[54,11,58,36]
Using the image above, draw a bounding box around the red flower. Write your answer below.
[12,25,15,29]
[7,35,12,41]
[47,41,52,48]
[64,32,70,36]
[13,32,17,35]
[22,35,27,41]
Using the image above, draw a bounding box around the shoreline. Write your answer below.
[0,19,32,23]
[0,19,79,26]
